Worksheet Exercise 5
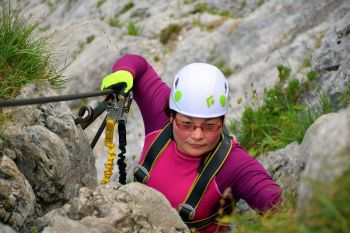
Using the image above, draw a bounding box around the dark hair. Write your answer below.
[163,97,176,118]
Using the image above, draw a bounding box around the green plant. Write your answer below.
[119,2,134,15]
[108,17,122,28]
[193,3,232,17]
[306,70,318,82]
[159,24,182,44]
[71,41,85,60]
[221,192,298,233]
[302,57,312,68]
[338,82,350,108]
[96,0,107,8]
[0,5,66,100]
[30,226,38,233]
[192,17,225,31]
[299,169,350,233]
[229,65,331,156]
[153,55,160,62]
[214,59,234,77]
[257,0,265,7]
[126,21,141,36]
[223,169,350,233]
[183,0,196,4]
[86,35,95,44]
[239,1,247,11]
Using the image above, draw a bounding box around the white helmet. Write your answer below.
[169,63,229,118]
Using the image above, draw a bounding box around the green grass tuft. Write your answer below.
[108,17,122,28]
[0,5,66,100]
[119,2,134,15]
[126,21,141,36]
[86,35,95,44]
[229,65,333,156]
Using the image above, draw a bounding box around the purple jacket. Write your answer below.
[112,54,282,228]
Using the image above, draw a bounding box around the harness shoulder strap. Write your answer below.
[134,123,172,183]
[133,122,233,230]
[178,133,232,224]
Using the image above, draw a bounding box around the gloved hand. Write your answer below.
[100,70,133,97]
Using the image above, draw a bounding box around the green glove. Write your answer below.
[101,70,133,97]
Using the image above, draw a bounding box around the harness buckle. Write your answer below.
[133,165,150,183]
[178,203,196,221]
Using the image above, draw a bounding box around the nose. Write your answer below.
[191,126,205,140]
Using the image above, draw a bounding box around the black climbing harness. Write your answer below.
[134,123,234,230]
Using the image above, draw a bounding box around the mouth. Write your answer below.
[189,143,205,148]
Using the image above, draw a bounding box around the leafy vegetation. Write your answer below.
[159,24,182,45]
[119,2,134,15]
[0,5,66,100]
[86,35,95,44]
[126,21,141,36]
[229,65,334,156]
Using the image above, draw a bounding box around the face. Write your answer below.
[170,113,224,157]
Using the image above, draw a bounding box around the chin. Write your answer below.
[186,148,208,157]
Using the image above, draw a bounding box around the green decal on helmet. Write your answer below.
[220,95,227,107]
[206,95,215,108]
[174,90,182,102]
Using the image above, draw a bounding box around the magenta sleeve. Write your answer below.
[111,54,171,134]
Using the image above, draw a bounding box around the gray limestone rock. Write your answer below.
[297,106,350,214]
[36,182,190,233]
[1,82,97,226]
[0,155,36,231]
[0,223,17,233]
[260,142,303,196]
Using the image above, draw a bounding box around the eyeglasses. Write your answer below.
[174,117,223,133]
